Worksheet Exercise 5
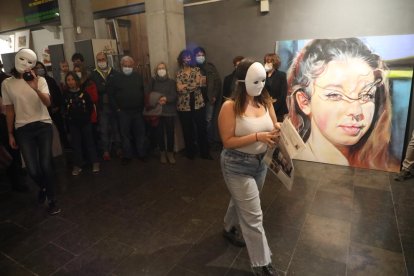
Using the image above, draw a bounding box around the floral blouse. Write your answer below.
[176,67,205,111]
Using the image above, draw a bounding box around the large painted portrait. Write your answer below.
[276,35,414,172]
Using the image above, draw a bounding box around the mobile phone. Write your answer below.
[23,71,34,81]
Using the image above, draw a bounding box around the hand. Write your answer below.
[9,133,18,149]
[26,70,39,91]
[257,129,280,147]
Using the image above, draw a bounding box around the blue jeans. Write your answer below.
[118,110,146,158]
[15,122,55,200]
[221,148,271,267]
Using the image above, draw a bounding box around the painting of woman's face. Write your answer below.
[299,58,377,147]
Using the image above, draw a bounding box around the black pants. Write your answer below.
[178,107,210,158]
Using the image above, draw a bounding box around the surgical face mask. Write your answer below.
[36,68,45,76]
[15,49,37,74]
[195,55,205,65]
[242,62,267,97]
[123,67,133,75]
[76,72,82,79]
[157,69,167,78]
[98,61,108,70]
[264,63,273,72]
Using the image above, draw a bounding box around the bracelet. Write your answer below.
[255,132,258,142]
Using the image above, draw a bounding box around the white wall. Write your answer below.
[32,28,64,65]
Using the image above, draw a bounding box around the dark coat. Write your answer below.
[265,70,288,121]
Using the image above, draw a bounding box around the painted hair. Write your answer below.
[231,58,272,116]
[287,38,393,170]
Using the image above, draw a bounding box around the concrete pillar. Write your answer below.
[145,0,186,77]
[58,0,76,65]
[73,0,96,41]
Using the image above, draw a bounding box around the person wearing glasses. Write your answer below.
[286,38,398,171]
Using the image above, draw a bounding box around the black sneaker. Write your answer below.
[394,169,413,181]
[38,189,47,204]
[223,226,246,247]
[47,201,61,215]
[252,264,278,276]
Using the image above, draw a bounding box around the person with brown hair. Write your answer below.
[219,58,280,275]
[263,53,288,122]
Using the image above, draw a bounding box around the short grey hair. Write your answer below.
[120,55,134,65]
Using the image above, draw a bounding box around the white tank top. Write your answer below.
[235,108,274,154]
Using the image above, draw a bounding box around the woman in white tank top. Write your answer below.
[218,59,281,275]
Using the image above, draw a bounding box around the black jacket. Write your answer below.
[265,70,288,120]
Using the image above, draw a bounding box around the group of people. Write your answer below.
[1,37,412,276]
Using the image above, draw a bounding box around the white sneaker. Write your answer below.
[72,166,82,176]
[92,162,100,173]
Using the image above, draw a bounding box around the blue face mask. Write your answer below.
[196,56,205,65]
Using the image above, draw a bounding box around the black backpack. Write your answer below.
[65,92,91,123]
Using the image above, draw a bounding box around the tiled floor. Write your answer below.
[0,148,412,275]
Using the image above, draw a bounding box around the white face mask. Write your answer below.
[123,67,133,75]
[98,61,108,70]
[157,69,167,78]
[264,63,273,72]
[15,49,37,74]
[76,72,82,79]
[195,56,205,65]
[243,62,266,97]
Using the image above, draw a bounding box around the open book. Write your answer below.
[263,118,306,191]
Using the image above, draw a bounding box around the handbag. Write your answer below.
[143,91,163,127]
[0,145,13,170]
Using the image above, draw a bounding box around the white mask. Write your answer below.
[15,49,37,74]
[123,67,133,75]
[243,62,266,97]
[157,69,167,78]
[264,63,273,72]
[76,72,82,78]
[98,61,108,70]
[195,56,205,65]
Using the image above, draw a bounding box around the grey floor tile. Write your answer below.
[56,237,134,275]
[395,204,414,235]
[353,172,390,191]
[167,265,203,275]
[22,243,74,275]
[0,252,35,276]
[265,195,311,229]
[287,248,346,276]
[353,186,394,215]
[348,242,407,275]
[295,214,350,264]
[310,190,353,222]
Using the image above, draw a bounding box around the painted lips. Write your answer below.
[339,125,364,136]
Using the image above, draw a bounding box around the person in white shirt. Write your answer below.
[1,48,61,215]
[218,58,280,275]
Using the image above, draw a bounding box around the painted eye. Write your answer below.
[253,81,259,84]
[359,92,375,103]
[19,58,24,61]
[325,92,343,101]
[262,79,266,83]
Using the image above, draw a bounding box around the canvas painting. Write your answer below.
[276,34,414,172]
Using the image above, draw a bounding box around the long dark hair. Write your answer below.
[232,58,272,116]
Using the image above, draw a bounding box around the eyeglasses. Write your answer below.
[314,78,382,104]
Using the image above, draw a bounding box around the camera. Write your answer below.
[23,71,34,81]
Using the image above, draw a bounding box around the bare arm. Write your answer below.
[5,105,17,149]
[218,100,278,149]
